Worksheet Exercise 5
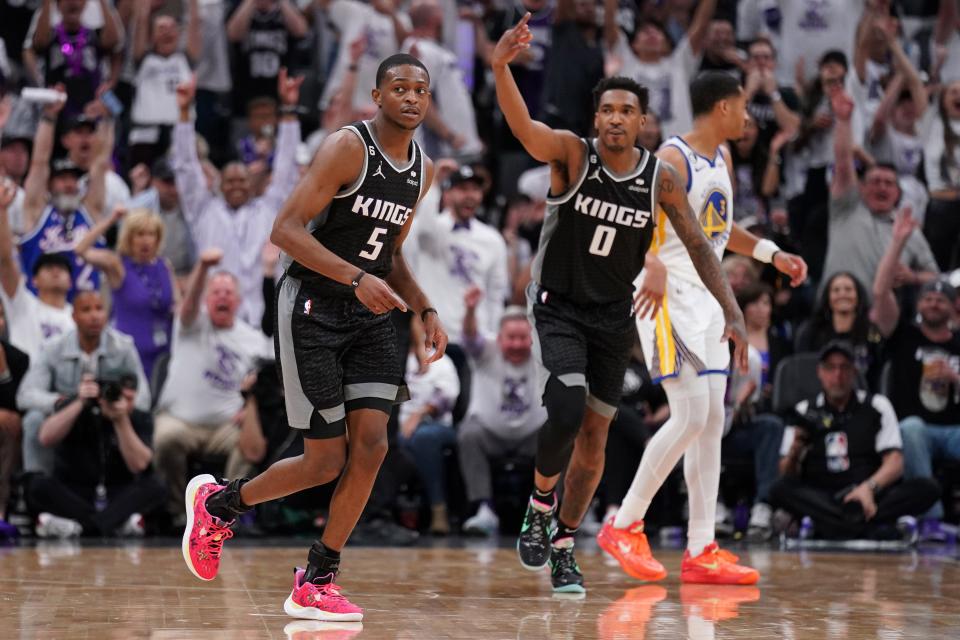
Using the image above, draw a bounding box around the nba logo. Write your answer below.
[825,432,849,473]
[304,299,312,315]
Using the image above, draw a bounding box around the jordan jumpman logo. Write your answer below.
[373,161,386,179]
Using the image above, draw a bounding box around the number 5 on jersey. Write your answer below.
[589,225,617,257]
[360,227,388,260]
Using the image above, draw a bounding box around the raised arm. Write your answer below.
[603,0,620,50]
[491,14,581,165]
[279,0,309,38]
[0,179,21,299]
[82,111,115,221]
[75,206,125,288]
[934,0,958,46]
[656,158,748,371]
[22,88,64,232]
[180,248,222,328]
[830,88,857,199]
[32,0,54,51]
[97,0,124,52]
[226,0,257,43]
[372,0,409,47]
[885,20,927,116]
[685,0,718,56]
[386,159,448,363]
[185,0,201,63]
[270,130,409,316]
[132,0,151,63]
[870,208,916,337]
[171,76,214,226]
[260,68,304,210]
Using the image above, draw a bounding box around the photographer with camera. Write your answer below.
[16,289,150,476]
[25,366,165,538]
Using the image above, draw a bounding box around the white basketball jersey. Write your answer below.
[651,136,733,286]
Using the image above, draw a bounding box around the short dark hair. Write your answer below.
[736,282,773,311]
[748,36,777,56]
[690,71,742,117]
[592,77,649,113]
[375,54,430,89]
[819,49,848,71]
[32,252,73,278]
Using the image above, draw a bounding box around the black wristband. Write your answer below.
[351,270,366,288]
[420,307,438,322]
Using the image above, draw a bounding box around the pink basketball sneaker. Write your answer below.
[182,474,235,581]
[283,569,364,622]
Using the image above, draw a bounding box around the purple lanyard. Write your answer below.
[56,24,89,77]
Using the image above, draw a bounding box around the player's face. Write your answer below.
[32,264,72,295]
[860,166,899,213]
[498,318,533,364]
[717,88,748,140]
[206,274,241,328]
[827,274,858,315]
[594,90,644,153]
[374,66,431,131]
[72,291,107,339]
[817,353,856,404]
[918,291,953,328]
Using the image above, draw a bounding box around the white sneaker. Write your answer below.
[117,513,145,537]
[462,503,499,536]
[35,513,83,539]
[747,502,773,540]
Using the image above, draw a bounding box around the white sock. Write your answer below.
[614,368,710,529]
[683,376,726,556]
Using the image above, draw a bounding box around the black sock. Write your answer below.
[303,541,341,584]
[532,487,556,507]
[552,519,578,546]
[205,478,251,522]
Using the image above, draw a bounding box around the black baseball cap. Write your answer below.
[50,157,84,178]
[64,114,96,133]
[0,134,31,149]
[919,279,957,303]
[447,165,483,188]
[151,157,175,183]
[32,252,73,277]
[818,339,856,364]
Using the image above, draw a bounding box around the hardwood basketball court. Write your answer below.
[2,541,958,638]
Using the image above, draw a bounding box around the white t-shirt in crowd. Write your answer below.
[402,37,482,158]
[78,171,131,218]
[321,0,410,111]
[613,35,700,140]
[156,312,273,426]
[132,51,193,126]
[0,277,74,359]
[399,352,460,428]
[737,0,864,86]
[406,202,509,345]
[464,339,547,441]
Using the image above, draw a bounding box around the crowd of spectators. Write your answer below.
[0,0,958,546]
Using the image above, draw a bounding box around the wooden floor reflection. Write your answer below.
[1,541,958,639]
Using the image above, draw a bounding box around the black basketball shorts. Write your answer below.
[527,283,635,417]
[274,275,408,439]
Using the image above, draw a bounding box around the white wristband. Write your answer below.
[752,239,781,264]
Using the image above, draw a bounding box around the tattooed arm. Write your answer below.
[656,160,749,372]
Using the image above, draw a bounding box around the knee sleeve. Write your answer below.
[535,376,586,477]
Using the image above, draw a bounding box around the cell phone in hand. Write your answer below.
[100,90,124,117]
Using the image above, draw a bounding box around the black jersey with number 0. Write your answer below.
[283,121,425,296]
[531,139,660,305]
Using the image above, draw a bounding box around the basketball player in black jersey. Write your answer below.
[493,14,748,593]
[180,54,447,622]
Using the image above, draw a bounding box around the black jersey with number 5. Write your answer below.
[531,139,660,305]
[283,121,425,295]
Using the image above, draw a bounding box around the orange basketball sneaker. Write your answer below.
[596,517,667,581]
[680,542,759,585]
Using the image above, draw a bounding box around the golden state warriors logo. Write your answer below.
[699,189,728,239]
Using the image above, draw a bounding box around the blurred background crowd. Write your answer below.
[0,0,959,547]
